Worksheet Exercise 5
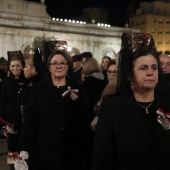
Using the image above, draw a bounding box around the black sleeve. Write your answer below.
[18,86,39,152]
[92,98,118,170]
[0,79,8,119]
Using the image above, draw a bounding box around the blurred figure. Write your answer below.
[72,54,82,71]
[0,57,8,74]
[100,56,111,83]
[0,54,25,169]
[0,57,7,88]
[100,56,111,70]
[80,52,92,63]
[71,54,82,85]
[157,54,170,97]
[0,57,7,137]
[18,50,85,170]
[15,49,44,169]
[106,59,118,83]
[159,54,170,74]
[91,59,118,130]
[80,57,106,170]
[80,58,106,111]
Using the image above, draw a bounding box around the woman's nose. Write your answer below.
[146,68,153,76]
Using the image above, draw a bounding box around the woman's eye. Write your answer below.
[140,66,147,70]
[152,66,158,70]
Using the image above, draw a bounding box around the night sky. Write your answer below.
[28,0,154,26]
[45,0,129,26]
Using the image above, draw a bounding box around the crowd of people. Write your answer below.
[0,32,170,170]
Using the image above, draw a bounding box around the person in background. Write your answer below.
[80,51,93,63]
[80,57,106,121]
[0,58,7,138]
[19,48,43,123]
[91,59,118,130]
[100,56,111,70]
[157,53,170,97]
[17,50,85,170]
[92,33,170,170]
[80,57,106,170]
[0,57,8,75]
[0,54,25,170]
[71,54,82,85]
[106,59,118,83]
[0,57,7,94]
[159,53,170,74]
[14,49,44,169]
[100,56,111,83]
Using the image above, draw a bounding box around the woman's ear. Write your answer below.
[32,67,37,74]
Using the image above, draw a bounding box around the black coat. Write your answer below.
[80,75,106,121]
[17,75,40,130]
[78,74,106,170]
[0,75,25,151]
[157,73,170,96]
[92,92,170,170]
[0,75,25,123]
[0,69,6,119]
[19,77,85,170]
[72,66,82,85]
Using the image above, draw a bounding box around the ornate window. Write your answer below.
[102,48,116,59]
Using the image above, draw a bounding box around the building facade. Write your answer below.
[129,1,170,53]
[0,0,139,62]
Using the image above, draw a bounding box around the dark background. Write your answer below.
[28,0,154,26]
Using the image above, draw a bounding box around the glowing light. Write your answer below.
[67,46,72,52]
[97,23,111,27]
[51,18,86,25]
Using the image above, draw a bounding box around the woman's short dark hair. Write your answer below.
[47,50,70,68]
[107,59,116,70]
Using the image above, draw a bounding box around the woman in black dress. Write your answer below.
[92,33,170,170]
[18,50,85,170]
[0,55,25,167]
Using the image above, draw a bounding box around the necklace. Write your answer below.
[53,79,66,88]
[137,102,153,114]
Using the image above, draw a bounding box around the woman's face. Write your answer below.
[9,60,23,77]
[101,58,110,70]
[132,54,158,91]
[49,54,68,79]
[23,62,35,79]
[107,64,118,82]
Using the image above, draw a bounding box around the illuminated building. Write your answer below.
[0,0,139,62]
[129,0,170,53]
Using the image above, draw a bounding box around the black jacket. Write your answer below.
[0,75,25,123]
[19,77,85,170]
[92,92,170,170]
